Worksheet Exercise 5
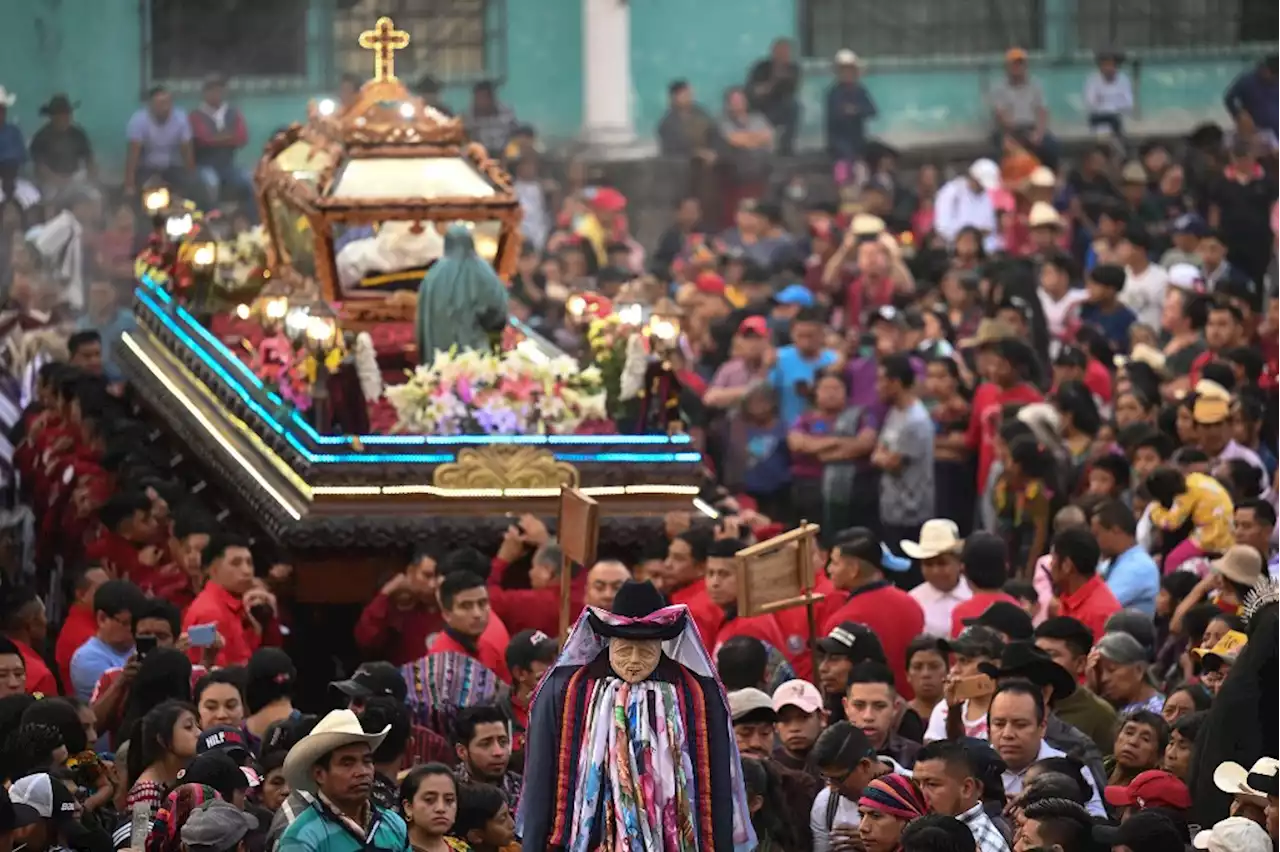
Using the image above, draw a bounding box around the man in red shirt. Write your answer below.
[427,571,510,682]
[1048,526,1119,642]
[1,587,58,696]
[183,533,265,666]
[488,516,584,636]
[963,331,1044,492]
[354,549,444,665]
[704,538,789,659]
[659,528,724,644]
[0,638,28,697]
[949,533,1023,638]
[438,548,510,652]
[820,527,924,699]
[54,566,108,691]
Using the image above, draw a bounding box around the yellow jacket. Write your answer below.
[1149,472,1235,552]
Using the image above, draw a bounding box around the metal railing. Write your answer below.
[145,0,310,84]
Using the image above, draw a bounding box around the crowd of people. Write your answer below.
[0,37,1277,852]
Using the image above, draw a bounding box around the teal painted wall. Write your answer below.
[0,0,1261,173]
[0,0,580,177]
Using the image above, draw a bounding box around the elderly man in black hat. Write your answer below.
[29,93,95,201]
[517,580,756,852]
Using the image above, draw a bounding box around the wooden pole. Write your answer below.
[557,487,599,643]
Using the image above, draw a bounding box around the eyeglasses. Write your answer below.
[820,767,853,787]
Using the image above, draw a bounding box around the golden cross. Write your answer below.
[358,16,410,82]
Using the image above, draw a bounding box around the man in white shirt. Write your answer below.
[1083,50,1133,139]
[1118,226,1168,330]
[809,722,910,852]
[903,520,973,638]
[935,159,1000,253]
[989,681,1106,816]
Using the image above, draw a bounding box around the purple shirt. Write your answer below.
[790,411,837,479]
[127,107,192,170]
[709,358,769,390]
[844,354,925,409]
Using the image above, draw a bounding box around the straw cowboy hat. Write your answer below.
[901,519,963,561]
[1028,201,1063,229]
[282,709,388,794]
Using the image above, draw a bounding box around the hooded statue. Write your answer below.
[517,580,755,852]
[415,224,508,363]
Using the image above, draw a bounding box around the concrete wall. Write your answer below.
[0,0,581,177]
[0,0,1263,175]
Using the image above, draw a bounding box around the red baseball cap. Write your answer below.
[591,187,627,213]
[737,316,769,337]
[1104,770,1192,811]
[695,272,726,296]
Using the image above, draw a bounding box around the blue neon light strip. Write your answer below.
[134,277,700,464]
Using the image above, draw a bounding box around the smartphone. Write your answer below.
[188,623,217,647]
[952,674,995,701]
[135,635,158,658]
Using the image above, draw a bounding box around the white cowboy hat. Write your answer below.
[968,158,1000,192]
[1027,166,1056,189]
[1214,757,1280,798]
[0,86,15,107]
[901,519,963,561]
[1028,201,1062,229]
[282,709,389,794]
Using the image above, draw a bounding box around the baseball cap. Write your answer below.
[772,679,823,714]
[941,626,1006,660]
[737,316,770,337]
[728,688,776,723]
[1104,769,1192,810]
[962,601,1033,640]
[330,661,407,703]
[879,543,911,573]
[1172,213,1209,237]
[870,305,906,329]
[1192,816,1272,852]
[197,725,252,762]
[505,629,558,673]
[1093,809,1188,852]
[1193,629,1248,670]
[1005,47,1028,62]
[968,158,1000,191]
[179,751,257,801]
[695,272,727,296]
[181,799,261,852]
[0,783,37,833]
[816,621,887,663]
[773,284,815,307]
[1193,395,1230,424]
[8,773,92,842]
[1168,262,1206,293]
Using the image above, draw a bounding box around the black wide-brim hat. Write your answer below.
[587,580,688,641]
[978,640,1076,699]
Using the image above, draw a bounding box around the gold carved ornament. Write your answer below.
[432,446,579,489]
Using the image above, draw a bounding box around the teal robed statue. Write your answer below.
[415,224,509,363]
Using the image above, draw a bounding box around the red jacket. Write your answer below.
[1058,576,1121,642]
[354,594,444,665]
[15,639,59,696]
[966,382,1044,490]
[670,579,724,647]
[182,582,276,667]
[821,582,925,700]
[487,558,583,637]
[55,604,96,693]
[773,571,836,680]
[428,629,510,683]
[711,611,790,662]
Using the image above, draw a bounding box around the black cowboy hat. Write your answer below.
[587,580,687,641]
[39,94,77,115]
[978,640,1076,700]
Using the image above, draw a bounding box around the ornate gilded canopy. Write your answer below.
[254,16,523,305]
